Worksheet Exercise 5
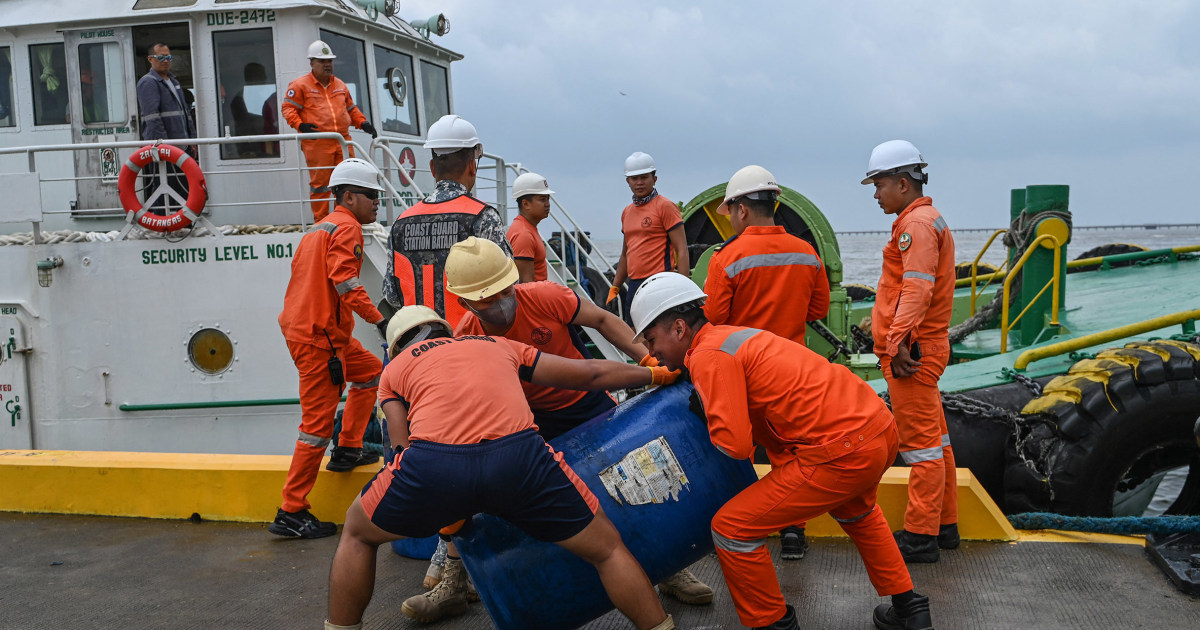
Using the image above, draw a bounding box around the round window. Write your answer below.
[188,328,235,374]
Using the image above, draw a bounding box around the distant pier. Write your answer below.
[836,223,1200,236]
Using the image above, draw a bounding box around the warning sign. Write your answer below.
[398,147,417,185]
[598,437,690,505]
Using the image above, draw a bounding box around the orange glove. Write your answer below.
[648,365,680,386]
[638,354,660,367]
[606,285,620,304]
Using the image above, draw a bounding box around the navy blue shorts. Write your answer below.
[534,390,618,442]
[359,429,598,543]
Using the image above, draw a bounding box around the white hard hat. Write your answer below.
[630,272,707,344]
[624,152,656,177]
[329,158,384,190]
[861,139,927,185]
[425,114,482,156]
[717,165,782,215]
[511,172,555,199]
[386,306,451,359]
[307,40,336,60]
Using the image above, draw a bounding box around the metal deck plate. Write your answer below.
[2,513,1197,629]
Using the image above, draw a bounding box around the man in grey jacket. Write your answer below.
[136,43,197,214]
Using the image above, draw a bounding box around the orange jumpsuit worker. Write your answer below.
[863,140,958,563]
[704,165,831,563]
[508,172,553,282]
[608,152,690,320]
[272,158,389,540]
[325,306,678,630]
[282,40,377,221]
[630,272,934,630]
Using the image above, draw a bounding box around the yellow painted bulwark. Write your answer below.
[0,450,377,523]
[753,464,1018,541]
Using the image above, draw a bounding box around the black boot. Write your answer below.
[894,529,939,563]
[754,604,798,630]
[326,446,380,472]
[937,523,960,550]
[873,593,933,630]
[780,526,809,560]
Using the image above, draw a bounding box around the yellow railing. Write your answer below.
[1014,308,1200,370]
[967,229,1009,315]
[1001,234,1062,353]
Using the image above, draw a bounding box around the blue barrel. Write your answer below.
[453,383,757,630]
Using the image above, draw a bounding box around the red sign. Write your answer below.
[398,147,417,184]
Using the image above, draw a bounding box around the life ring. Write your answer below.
[117,143,208,232]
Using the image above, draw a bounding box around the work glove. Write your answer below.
[376,320,389,340]
[638,354,660,367]
[648,365,680,386]
[360,121,378,138]
[298,122,319,133]
[606,285,620,305]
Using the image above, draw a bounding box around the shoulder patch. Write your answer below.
[898,232,912,251]
[714,234,739,251]
[353,244,363,260]
[287,89,295,98]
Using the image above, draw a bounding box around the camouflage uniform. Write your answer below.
[383,180,512,315]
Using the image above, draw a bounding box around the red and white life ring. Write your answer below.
[117,143,208,232]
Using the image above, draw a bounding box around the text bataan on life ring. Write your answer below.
[117,144,208,232]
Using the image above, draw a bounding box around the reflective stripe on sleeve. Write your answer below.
[900,445,944,464]
[712,529,766,554]
[349,376,380,390]
[933,216,948,232]
[335,277,363,295]
[284,99,303,108]
[942,433,951,447]
[309,222,337,234]
[724,252,821,279]
[902,271,936,283]
[719,328,762,356]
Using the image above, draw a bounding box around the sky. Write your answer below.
[402,0,1200,240]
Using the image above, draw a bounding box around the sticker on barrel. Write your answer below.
[597,437,690,505]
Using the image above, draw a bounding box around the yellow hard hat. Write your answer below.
[445,237,518,301]
[386,306,451,359]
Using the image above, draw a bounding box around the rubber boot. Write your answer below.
[873,593,933,630]
[893,530,939,563]
[754,604,799,630]
[401,556,470,623]
[937,523,960,550]
[657,568,713,605]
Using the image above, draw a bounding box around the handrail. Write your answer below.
[969,229,1009,315]
[1013,308,1200,370]
[1000,234,1062,353]
[954,244,1200,290]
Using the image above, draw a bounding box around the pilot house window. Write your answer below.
[319,30,372,126]
[79,42,128,124]
[212,28,279,159]
[30,43,69,125]
[373,45,417,135]
[0,47,14,127]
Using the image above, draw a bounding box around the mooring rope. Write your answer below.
[1008,512,1200,535]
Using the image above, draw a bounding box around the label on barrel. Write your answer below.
[597,437,690,505]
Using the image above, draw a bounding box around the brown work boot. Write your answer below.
[657,568,713,605]
[401,556,470,622]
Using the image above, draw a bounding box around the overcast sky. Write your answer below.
[403,0,1200,239]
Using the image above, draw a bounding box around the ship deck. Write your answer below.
[3,513,1197,629]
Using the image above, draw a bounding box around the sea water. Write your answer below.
[592,226,1200,287]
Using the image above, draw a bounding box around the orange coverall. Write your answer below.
[703,225,830,346]
[686,324,913,627]
[870,196,958,536]
[277,206,383,512]
[282,73,366,220]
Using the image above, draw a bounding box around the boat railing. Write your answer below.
[0,132,374,240]
[1000,234,1063,353]
[1013,308,1200,371]
[956,244,1200,292]
[966,229,1009,315]
[503,163,620,308]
